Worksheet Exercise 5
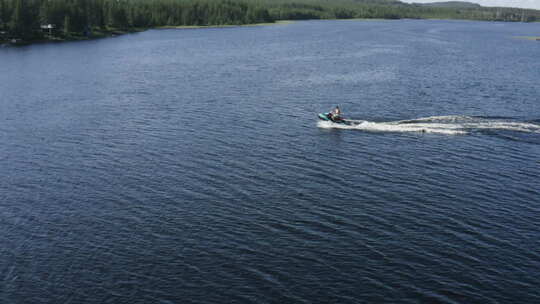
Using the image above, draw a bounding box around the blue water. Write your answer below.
[1,20,539,303]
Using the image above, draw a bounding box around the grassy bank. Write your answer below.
[157,20,293,29]
[515,36,540,41]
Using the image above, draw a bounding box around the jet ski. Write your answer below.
[318,112,352,125]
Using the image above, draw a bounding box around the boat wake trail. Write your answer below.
[317,115,540,136]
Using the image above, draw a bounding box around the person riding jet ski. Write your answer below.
[328,106,343,122]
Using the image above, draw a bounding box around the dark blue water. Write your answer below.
[1,20,540,303]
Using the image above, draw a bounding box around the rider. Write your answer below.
[329,106,342,121]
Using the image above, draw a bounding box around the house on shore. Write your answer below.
[40,24,56,36]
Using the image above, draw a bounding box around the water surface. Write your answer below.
[1,20,539,303]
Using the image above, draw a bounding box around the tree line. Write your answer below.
[0,0,275,41]
[263,0,540,22]
[1,0,539,42]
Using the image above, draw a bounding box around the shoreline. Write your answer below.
[0,22,292,47]
[2,19,539,47]
[0,28,147,47]
[514,36,540,41]
[157,20,294,30]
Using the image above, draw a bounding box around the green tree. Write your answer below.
[10,0,29,38]
[0,0,10,31]
[63,15,69,35]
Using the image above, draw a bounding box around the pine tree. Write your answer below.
[10,0,27,38]
[0,0,8,31]
[63,15,70,35]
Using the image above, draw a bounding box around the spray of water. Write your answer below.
[317,115,540,136]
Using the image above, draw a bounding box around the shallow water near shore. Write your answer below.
[1,19,539,303]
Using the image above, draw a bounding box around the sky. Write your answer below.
[402,1,540,10]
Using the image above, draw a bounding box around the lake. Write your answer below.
[1,19,539,303]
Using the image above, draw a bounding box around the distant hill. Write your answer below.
[351,0,404,5]
[414,1,482,8]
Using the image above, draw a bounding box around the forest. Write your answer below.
[1,0,539,43]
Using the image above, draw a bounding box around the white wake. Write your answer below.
[317,115,540,135]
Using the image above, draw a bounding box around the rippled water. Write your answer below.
[1,20,540,303]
